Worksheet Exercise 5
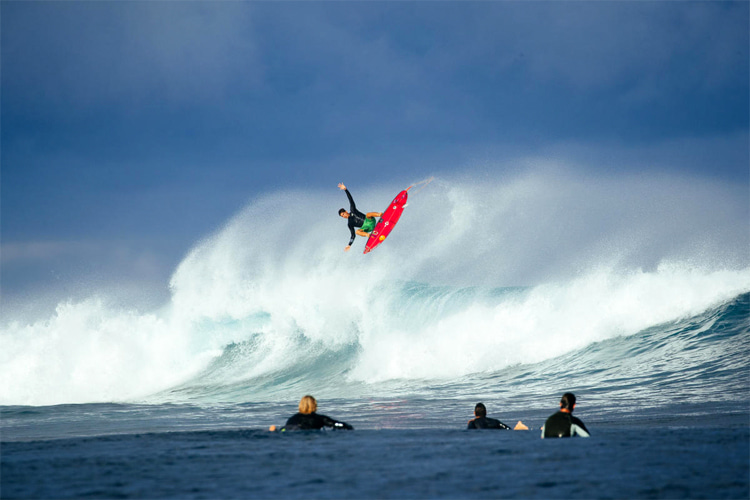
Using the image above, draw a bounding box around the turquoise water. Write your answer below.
[2,294,748,498]
[2,178,748,498]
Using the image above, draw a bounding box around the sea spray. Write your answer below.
[2,168,747,406]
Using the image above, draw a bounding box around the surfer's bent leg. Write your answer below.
[360,217,377,233]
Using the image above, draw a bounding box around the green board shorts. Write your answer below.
[361,217,377,233]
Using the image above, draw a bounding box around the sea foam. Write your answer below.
[2,167,747,405]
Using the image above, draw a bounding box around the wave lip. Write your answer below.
[347,265,750,383]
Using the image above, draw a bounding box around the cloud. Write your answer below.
[1,241,100,264]
[7,2,746,109]
[2,0,747,306]
[490,2,748,91]
[118,3,264,103]
[2,2,262,108]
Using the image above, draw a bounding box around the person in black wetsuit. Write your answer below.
[467,402,512,430]
[541,392,590,438]
[281,395,353,431]
[338,183,382,252]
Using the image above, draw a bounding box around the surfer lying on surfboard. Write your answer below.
[338,183,382,252]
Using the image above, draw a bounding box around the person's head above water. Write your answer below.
[338,208,349,218]
[299,395,318,415]
[560,392,576,412]
[474,403,487,418]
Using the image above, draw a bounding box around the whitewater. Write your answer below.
[2,166,749,499]
[1,167,747,407]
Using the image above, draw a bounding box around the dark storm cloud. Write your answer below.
[1,1,747,301]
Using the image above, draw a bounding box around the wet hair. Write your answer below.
[339,208,347,216]
[474,402,487,418]
[560,392,576,410]
[299,395,317,414]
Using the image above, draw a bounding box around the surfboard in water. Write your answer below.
[363,189,409,254]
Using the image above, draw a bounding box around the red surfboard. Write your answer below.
[363,189,409,254]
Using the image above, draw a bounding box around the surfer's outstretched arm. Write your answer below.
[339,183,357,212]
[366,212,382,218]
[345,226,357,249]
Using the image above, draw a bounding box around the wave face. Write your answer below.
[1,168,748,407]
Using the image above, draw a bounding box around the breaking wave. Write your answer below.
[2,167,748,406]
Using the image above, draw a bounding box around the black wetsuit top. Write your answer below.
[343,188,367,246]
[467,416,511,430]
[282,412,353,431]
[542,411,590,438]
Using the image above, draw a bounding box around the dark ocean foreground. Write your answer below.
[2,406,748,499]
[2,273,748,498]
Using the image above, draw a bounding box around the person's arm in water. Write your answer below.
[319,413,354,430]
[570,416,590,437]
[495,419,512,430]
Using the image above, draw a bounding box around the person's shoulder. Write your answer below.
[311,412,335,425]
[546,410,567,421]
[284,412,306,429]
[570,415,589,431]
[286,412,303,423]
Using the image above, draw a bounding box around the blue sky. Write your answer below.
[2,1,748,307]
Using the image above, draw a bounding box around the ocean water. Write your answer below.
[2,173,749,498]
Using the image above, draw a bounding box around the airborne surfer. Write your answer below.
[338,183,382,252]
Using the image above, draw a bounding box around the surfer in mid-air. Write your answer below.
[338,183,382,252]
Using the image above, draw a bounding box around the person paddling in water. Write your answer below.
[338,183,382,252]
